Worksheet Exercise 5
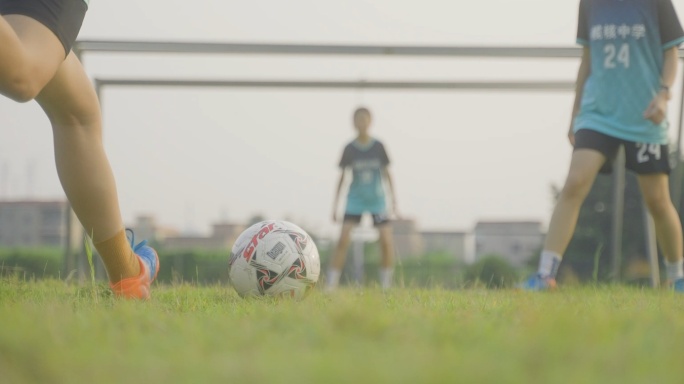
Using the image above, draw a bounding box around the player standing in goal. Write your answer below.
[524,0,684,290]
[0,0,158,298]
[327,107,398,291]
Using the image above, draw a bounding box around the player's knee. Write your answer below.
[561,174,591,200]
[3,75,42,103]
[338,233,352,247]
[379,227,393,241]
[44,105,101,134]
[643,193,671,217]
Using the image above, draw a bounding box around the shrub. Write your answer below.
[464,255,519,289]
[0,248,63,279]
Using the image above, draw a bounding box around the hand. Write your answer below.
[644,91,669,124]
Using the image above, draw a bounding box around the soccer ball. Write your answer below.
[228,220,320,299]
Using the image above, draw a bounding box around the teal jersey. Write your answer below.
[339,138,390,215]
[574,0,684,144]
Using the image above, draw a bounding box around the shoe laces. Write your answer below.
[125,228,149,252]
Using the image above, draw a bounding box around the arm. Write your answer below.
[332,169,346,222]
[644,46,679,124]
[568,46,592,146]
[382,167,398,218]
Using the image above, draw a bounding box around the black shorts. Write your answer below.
[574,129,671,175]
[0,0,87,55]
[343,213,390,227]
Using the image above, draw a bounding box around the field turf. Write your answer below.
[1,279,683,383]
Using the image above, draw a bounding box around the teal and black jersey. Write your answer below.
[339,138,390,215]
[574,0,684,144]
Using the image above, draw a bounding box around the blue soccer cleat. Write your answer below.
[519,274,557,291]
[110,229,160,300]
[673,278,684,293]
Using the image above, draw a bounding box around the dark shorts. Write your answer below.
[0,0,87,55]
[574,129,671,175]
[343,212,390,227]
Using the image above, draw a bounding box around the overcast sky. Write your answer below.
[1,0,684,238]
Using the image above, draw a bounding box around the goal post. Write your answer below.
[69,41,684,287]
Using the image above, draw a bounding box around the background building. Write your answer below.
[162,222,245,251]
[474,221,544,267]
[421,231,473,263]
[391,218,424,259]
[130,215,179,244]
[0,200,81,248]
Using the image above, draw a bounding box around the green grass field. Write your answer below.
[1,280,684,384]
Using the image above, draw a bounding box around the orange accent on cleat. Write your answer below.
[547,278,558,289]
[519,274,558,291]
[110,249,159,300]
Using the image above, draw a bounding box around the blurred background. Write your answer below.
[2,0,684,287]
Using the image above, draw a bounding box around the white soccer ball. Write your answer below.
[228,220,320,299]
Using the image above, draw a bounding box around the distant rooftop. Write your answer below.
[474,221,543,236]
[421,230,468,235]
[0,199,67,206]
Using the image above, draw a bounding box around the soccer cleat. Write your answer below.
[519,274,557,291]
[110,229,160,300]
[673,278,684,293]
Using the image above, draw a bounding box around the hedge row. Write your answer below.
[0,248,522,289]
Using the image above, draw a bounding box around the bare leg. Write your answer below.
[36,53,139,281]
[637,174,683,263]
[0,15,64,101]
[543,149,606,254]
[377,224,395,289]
[326,222,354,289]
[331,223,355,271]
[378,225,395,269]
[0,13,145,289]
[36,53,123,242]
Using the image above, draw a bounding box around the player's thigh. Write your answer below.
[564,129,615,193]
[636,173,672,210]
[36,52,100,127]
[1,15,64,91]
[377,224,393,242]
[563,149,606,193]
[338,221,356,242]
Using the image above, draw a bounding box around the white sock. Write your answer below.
[379,268,393,290]
[326,269,341,290]
[538,250,562,278]
[665,259,684,281]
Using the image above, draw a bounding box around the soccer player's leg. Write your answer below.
[522,130,610,290]
[0,13,69,101]
[35,53,158,299]
[326,216,358,291]
[374,214,395,290]
[637,174,684,289]
[627,142,684,290]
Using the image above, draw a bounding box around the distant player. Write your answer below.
[523,0,684,290]
[327,107,398,290]
[0,0,158,298]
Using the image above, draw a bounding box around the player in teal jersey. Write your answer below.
[523,0,684,290]
[327,107,399,291]
[0,0,158,299]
